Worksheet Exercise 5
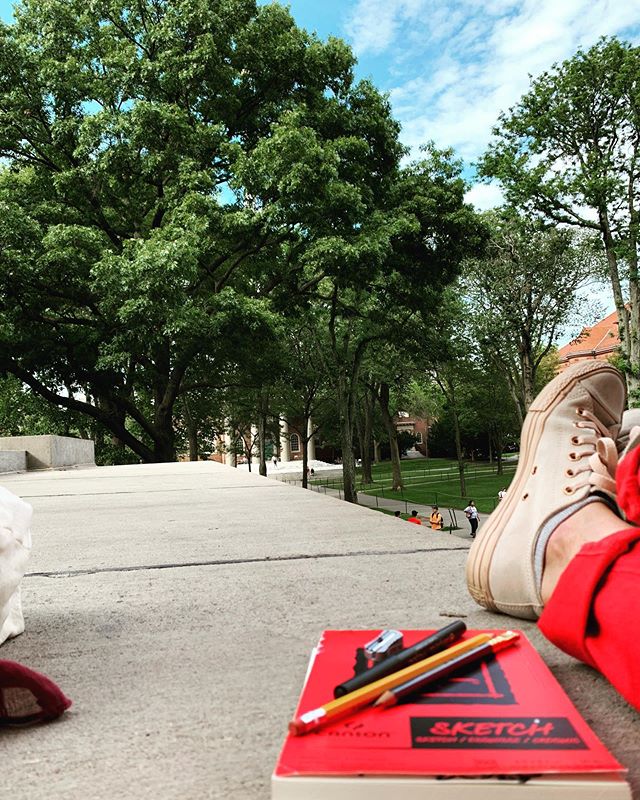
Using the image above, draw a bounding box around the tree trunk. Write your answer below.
[355,406,365,471]
[520,345,535,413]
[302,433,309,489]
[340,412,357,503]
[152,416,177,463]
[378,382,403,492]
[360,385,375,484]
[492,427,504,476]
[257,415,267,477]
[441,377,467,498]
[599,207,638,396]
[628,284,640,401]
[245,430,252,472]
[257,392,269,477]
[182,397,198,461]
[336,379,358,503]
[627,167,640,401]
[452,407,466,498]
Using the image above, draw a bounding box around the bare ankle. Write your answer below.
[540,501,633,603]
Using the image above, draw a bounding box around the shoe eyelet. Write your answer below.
[563,486,574,495]
[569,452,579,461]
[571,436,579,445]
[565,468,574,477]
[576,408,584,415]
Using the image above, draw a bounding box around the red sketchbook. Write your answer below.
[272,629,630,799]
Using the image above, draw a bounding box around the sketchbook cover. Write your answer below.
[274,629,625,778]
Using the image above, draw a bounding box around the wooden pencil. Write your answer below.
[374,631,520,708]
[288,632,492,736]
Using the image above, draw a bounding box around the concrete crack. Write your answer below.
[26,546,469,578]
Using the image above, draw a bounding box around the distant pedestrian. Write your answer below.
[464,500,479,538]
[272,455,278,469]
[407,510,422,525]
[498,487,508,502]
[429,505,444,531]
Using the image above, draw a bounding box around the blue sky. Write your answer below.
[278,0,640,211]
[1,0,639,210]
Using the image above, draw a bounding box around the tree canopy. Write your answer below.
[0,0,393,461]
[464,210,601,420]
[479,36,640,397]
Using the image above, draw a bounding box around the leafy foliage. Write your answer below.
[479,37,640,395]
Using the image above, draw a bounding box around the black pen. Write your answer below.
[374,631,520,707]
[333,620,467,698]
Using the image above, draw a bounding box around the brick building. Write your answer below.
[557,310,620,371]
[394,412,430,456]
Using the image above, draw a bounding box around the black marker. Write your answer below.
[333,620,467,698]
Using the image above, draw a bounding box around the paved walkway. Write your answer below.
[0,462,638,799]
[297,479,490,540]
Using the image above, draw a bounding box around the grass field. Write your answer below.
[311,456,517,514]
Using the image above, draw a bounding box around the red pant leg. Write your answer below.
[538,527,640,711]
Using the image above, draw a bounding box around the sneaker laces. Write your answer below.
[566,408,618,497]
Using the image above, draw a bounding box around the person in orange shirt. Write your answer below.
[429,505,444,530]
[407,510,422,525]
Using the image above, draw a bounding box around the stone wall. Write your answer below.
[0,450,27,473]
[0,435,95,471]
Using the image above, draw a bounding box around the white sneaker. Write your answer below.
[466,360,625,620]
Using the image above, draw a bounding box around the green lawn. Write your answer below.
[312,457,517,514]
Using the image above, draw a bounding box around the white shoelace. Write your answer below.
[566,408,618,497]
[534,408,622,594]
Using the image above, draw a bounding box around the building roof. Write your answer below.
[558,310,620,363]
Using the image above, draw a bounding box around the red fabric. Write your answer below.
[539,527,640,711]
[616,444,640,524]
[407,517,422,525]
[0,660,71,725]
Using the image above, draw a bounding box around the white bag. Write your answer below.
[0,486,32,645]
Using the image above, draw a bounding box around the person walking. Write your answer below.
[407,510,422,525]
[463,500,479,538]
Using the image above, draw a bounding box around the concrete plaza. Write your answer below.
[1,461,639,799]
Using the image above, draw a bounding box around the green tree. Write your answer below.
[295,149,485,502]
[354,375,380,485]
[464,211,602,421]
[479,37,640,398]
[274,326,333,488]
[417,288,476,497]
[0,0,368,462]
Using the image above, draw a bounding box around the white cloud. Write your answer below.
[345,0,426,55]
[464,183,505,211]
[345,0,640,172]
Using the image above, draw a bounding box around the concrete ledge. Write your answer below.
[1,461,638,799]
[0,449,26,473]
[0,435,95,470]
